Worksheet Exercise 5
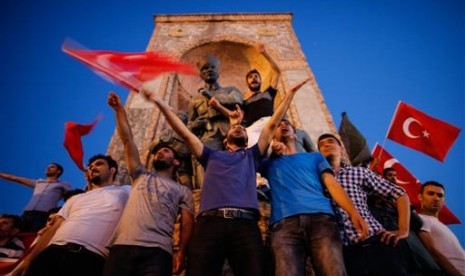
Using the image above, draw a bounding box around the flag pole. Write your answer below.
[379,100,402,158]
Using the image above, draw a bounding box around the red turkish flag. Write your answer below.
[386,101,460,162]
[63,115,101,171]
[371,143,460,224]
[62,39,196,91]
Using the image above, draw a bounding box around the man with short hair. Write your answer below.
[142,76,309,276]
[261,120,368,276]
[383,167,397,184]
[10,154,130,276]
[318,133,411,276]
[0,214,24,258]
[417,181,465,276]
[0,164,71,232]
[105,92,194,276]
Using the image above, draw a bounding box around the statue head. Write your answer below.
[197,54,220,84]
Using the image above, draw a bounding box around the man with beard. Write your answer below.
[0,163,71,232]
[105,92,194,276]
[10,154,130,276]
[317,133,411,276]
[141,76,309,276]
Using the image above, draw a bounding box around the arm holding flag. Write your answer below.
[141,85,204,158]
[108,92,141,173]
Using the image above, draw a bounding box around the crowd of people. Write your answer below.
[1,53,464,276]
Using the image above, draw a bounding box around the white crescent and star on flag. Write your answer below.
[402,117,430,139]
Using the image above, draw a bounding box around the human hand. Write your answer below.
[350,212,369,242]
[255,43,266,54]
[271,141,287,156]
[107,91,122,110]
[380,229,408,246]
[139,81,164,103]
[287,77,311,94]
[8,261,29,276]
[208,97,220,108]
[229,104,243,126]
[172,250,185,275]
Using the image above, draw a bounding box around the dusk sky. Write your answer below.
[1,1,463,245]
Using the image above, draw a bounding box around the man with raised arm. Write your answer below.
[261,120,368,276]
[0,164,71,232]
[105,92,194,276]
[141,77,309,276]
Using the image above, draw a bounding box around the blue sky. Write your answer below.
[1,1,463,245]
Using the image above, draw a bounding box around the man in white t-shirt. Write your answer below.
[417,181,465,276]
[10,154,129,276]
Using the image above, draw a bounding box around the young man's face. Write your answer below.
[247,72,261,92]
[318,137,342,159]
[226,125,248,148]
[152,147,178,170]
[87,158,111,185]
[273,120,296,142]
[419,185,445,214]
[384,170,397,184]
[0,217,19,239]
[45,164,61,178]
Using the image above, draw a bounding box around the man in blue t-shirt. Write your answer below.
[141,77,309,276]
[0,164,71,232]
[261,121,368,276]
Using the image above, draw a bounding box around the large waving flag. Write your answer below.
[386,101,460,162]
[371,143,460,224]
[63,115,101,171]
[62,39,196,91]
[338,112,372,166]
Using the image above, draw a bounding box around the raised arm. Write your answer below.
[257,44,281,89]
[0,172,35,188]
[321,172,369,241]
[257,77,310,155]
[108,92,141,173]
[141,86,204,158]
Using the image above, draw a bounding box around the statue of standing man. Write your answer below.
[187,54,243,188]
[188,54,243,150]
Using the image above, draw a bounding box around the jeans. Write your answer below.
[270,214,346,276]
[28,244,105,276]
[187,216,266,276]
[343,234,408,276]
[21,210,49,232]
[103,245,172,276]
